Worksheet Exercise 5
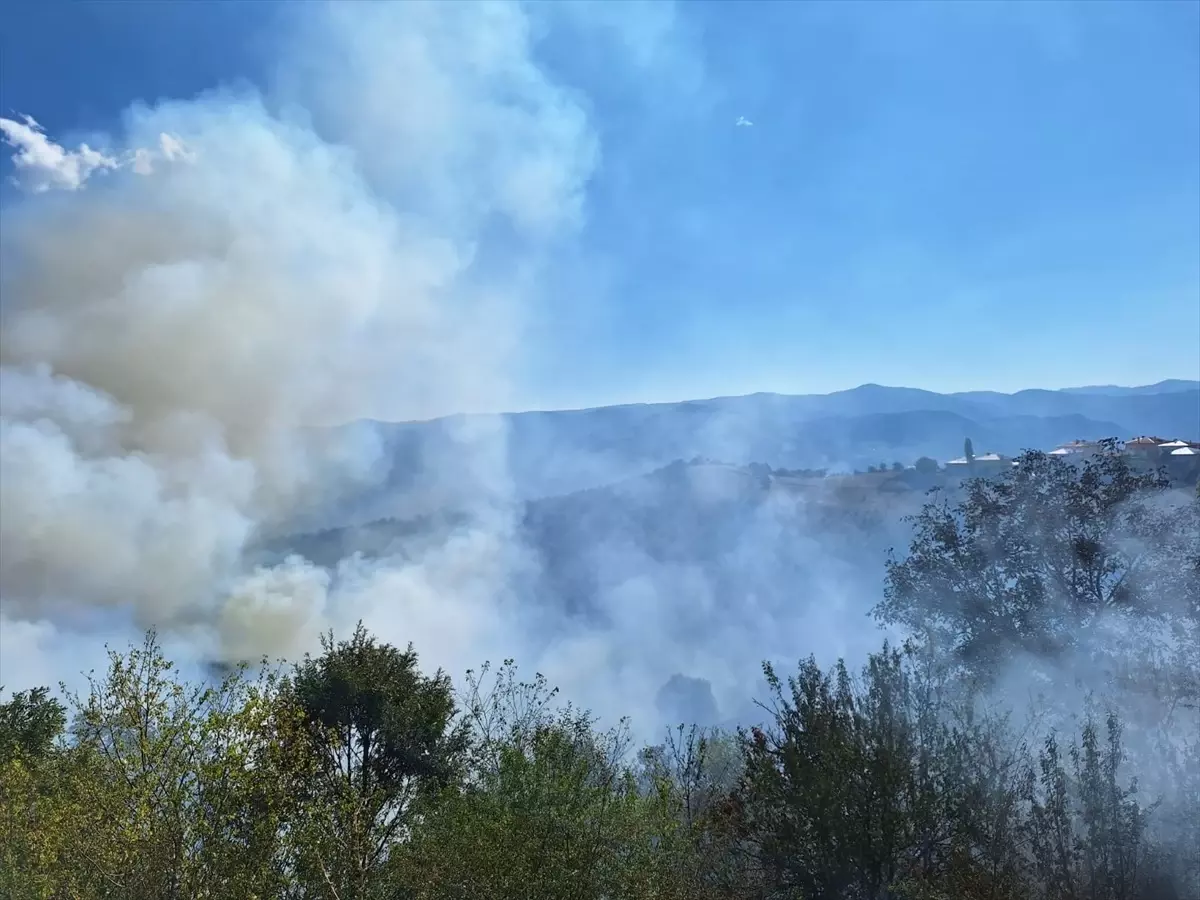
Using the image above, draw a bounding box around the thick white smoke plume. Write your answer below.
[0,2,889,736]
[0,2,599,688]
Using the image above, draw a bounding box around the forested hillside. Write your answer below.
[4,445,1197,899]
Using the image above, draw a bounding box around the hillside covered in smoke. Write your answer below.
[332,380,1199,506]
[274,437,1199,729]
[275,459,924,727]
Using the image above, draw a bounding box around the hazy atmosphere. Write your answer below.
[1,3,1198,898]
[3,0,1197,711]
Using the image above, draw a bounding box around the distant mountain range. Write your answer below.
[334,380,1200,516]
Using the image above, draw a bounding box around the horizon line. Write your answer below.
[342,377,1200,427]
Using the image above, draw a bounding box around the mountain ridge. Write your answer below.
[368,380,1199,423]
[313,381,1198,529]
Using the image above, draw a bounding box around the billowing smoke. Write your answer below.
[0,2,597,681]
[0,1,898,738]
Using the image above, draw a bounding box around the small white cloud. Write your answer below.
[0,114,119,192]
[1,113,194,190]
[735,115,753,127]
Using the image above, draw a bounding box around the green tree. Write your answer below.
[730,644,1028,900]
[288,622,466,899]
[913,457,939,476]
[0,686,70,900]
[877,443,1199,675]
[638,725,741,834]
[0,632,303,900]
[964,438,975,463]
[637,725,745,895]
[1024,714,1162,900]
[0,686,65,764]
[396,661,722,899]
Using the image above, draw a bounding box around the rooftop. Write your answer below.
[951,436,1199,468]
[946,452,1009,465]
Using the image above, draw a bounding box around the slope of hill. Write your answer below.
[328,382,1199,514]
[273,459,928,677]
[519,460,921,621]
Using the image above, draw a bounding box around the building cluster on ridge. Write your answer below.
[943,436,1200,473]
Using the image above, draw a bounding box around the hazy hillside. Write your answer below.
[329,382,1199,518]
[273,436,1197,731]
[519,461,924,625]
[275,460,948,682]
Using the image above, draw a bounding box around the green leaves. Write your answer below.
[0,632,305,899]
[0,686,65,764]
[291,623,465,797]
[284,623,466,898]
[391,661,724,900]
[730,644,1199,900]
[879,443,1199,673]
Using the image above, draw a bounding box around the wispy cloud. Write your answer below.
[735,115,753,127]
[0,115,119,192]
[0,113,193,191]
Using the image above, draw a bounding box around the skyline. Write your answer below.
[1,0,1197,415]
[386,378,1200,422]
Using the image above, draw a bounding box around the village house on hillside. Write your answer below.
[1033,436,1200,481]
[1036,436,1200,462]
[1118,436,1200,464]
[1048,439,1105,458]
[1123,435,1171,457]
[940,436,1200,481]
[1158,439,1198,456]
[943,451,1011,474]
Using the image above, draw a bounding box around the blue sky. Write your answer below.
[2,0,1197,411]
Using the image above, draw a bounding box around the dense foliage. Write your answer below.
[2,445,1197,899]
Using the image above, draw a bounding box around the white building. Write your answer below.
[945,452,1011,474]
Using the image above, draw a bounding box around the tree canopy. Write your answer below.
[878,443,1199,672]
